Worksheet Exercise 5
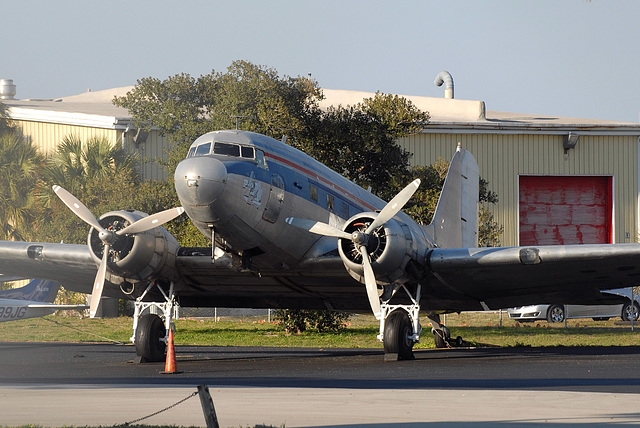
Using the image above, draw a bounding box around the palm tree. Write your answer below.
[0,130,44,240]
[39,135,139,209]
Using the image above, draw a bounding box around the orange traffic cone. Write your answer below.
[161,328,181,374]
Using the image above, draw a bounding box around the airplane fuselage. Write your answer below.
[175,130,432,271]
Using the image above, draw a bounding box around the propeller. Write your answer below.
[285,218,352,240]
[286,178,420,319]
[52,185,184,318]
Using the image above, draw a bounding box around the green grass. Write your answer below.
[0,311,638,348]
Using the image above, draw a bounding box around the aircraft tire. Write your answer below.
[135,314,167,362]
[383,310,414,360]
[433,325,451,349]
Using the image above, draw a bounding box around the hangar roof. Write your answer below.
[3,86,640,135]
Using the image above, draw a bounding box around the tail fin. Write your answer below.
[0,279,61,302]
[423,144,479,248]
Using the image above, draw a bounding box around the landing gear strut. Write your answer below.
[378,284,422,361]
[377,283,465,359]
[131,281,177,362]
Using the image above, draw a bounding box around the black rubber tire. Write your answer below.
[546,305,565,323]
[135,314,167,362]
[383,310,414,360]
[433,325,451,349]
[622,302,640,322]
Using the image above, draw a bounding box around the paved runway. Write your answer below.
[1,342,640,427]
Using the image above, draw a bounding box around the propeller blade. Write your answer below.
[89,244,110,318]
[365,179,421,234]
[117,207,185,235]
[52,185,104,232]
[285,217,352,240]
[360,246,382,320]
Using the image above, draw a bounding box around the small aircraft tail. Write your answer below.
[0,278,61,303]
[423,144,480,248]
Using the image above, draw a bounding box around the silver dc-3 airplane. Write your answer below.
[0,277,88,322]
[1,129,640,361]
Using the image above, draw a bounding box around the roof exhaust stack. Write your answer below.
[434,71,454,99]
[0,79,17,100]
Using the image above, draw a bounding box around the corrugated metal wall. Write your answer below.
[120,129,171,181]
[15,120,120,154]
[14,120,170,181]
[398,132,639,246]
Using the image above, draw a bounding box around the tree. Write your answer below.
[0,130,44,241]
[113,61,429,194]
[293,92,428,194]
[114,60,323,173]
[0,102,14,134]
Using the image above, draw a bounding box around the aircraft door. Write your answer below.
[263,174,285,223]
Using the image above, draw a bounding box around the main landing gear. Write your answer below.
[131,281,177,363]
[378,283,464,361]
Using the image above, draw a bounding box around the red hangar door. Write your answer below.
[519,175,613,246]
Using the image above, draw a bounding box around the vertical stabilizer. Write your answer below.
[424,145,479,248]
[0,279,61,302]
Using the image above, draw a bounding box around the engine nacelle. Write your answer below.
[338,213,417,285]
[87,210,180,290]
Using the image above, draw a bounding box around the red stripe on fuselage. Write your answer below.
[265,152,377,212]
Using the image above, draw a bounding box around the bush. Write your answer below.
[275,309,352,334]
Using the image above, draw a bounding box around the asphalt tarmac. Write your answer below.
[1,342,640,427]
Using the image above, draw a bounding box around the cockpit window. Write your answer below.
[241,146,255,158]
[195,142,211,156]
[187,140,261,162]
[214,142,240,157]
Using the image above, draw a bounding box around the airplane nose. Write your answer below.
[174,156,227,207]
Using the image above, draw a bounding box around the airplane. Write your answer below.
[2,129,640,362]
[0,277,88,322]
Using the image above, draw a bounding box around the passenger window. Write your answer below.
[195,142,211,156]
[310,185,318,202]
[213,142,240,157]
[256,150,268,169]
[327,194,335,212]
[241,146,255,159]
[340,201,349,219]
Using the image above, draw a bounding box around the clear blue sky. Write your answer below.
[3,0,639,122]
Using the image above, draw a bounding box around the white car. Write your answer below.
[508,288,640,323]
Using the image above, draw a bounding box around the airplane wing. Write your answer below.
[427,243,640,310]
[0,241,96,295]
[174,249,369,310]
[24,304,89,309]
[0,239,369,311]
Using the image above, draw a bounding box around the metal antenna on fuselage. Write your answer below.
[230,115,251,130]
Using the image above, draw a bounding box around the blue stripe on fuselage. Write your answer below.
[221,156,372,218]
[213,132,384,216]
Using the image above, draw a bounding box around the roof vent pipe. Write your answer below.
[434,71,454,99]
[0,79,17,100]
